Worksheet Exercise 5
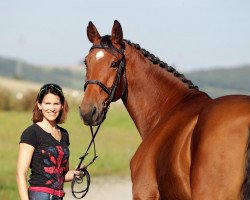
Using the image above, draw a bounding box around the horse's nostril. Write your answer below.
[92,106,97,116]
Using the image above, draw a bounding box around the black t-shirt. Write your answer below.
[20,124,70,191]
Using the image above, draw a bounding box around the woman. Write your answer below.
[16,83,80,200]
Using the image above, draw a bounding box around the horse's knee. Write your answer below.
[132,193,160,200]
[132,184,160,200]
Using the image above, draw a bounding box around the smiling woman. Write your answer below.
[33,84,67,124]
[16,83,85,200]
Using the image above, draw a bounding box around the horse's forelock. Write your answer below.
[100,35,113,48]
[99,35,123,55]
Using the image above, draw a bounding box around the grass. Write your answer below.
[0,103,140,199]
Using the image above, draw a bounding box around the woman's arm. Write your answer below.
[16,143,35,200]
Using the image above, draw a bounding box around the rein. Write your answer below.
[71,125,100,199]
[71,42,127,199]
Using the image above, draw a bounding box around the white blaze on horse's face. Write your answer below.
[95,50,104,60]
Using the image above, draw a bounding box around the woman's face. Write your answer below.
[38,93,63,123]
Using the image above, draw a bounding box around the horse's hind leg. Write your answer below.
[191,114,250,199]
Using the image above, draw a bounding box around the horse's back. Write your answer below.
[191,95,250,200]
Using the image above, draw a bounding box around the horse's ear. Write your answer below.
[87,21,101,44]
[111,20,123,45]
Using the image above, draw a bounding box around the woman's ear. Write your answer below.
[37,101,42,110]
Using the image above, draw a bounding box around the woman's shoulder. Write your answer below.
[21,123,45,140]
[23,124,40,134]
[20,124,40,146]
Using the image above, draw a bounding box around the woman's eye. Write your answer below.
[111,61,118,68]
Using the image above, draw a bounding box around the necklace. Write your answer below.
[50,128,62,142]
[36,122,62,142]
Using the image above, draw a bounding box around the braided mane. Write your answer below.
[124,39,198,90]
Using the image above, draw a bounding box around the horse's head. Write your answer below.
[80,20,127,126]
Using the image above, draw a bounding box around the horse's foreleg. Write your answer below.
[132,180,161,200]
[130,151,161,200]
[131,175,161,200]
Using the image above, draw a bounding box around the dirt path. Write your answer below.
[64,176,132,200]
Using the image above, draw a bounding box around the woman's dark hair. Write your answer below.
[32,83,69,124]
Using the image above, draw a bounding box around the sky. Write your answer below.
[0,0,250,72]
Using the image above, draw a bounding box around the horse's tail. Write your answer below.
[243,134,250,200]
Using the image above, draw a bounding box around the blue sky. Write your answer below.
[0,0,249,71]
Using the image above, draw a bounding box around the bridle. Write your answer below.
[71,41,127,199]
[84,42,127,107]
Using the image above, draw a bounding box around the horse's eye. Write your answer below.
[111,61,118,68]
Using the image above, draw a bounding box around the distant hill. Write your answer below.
[186,65,250,97]
[0,56,84,90]
[0,55,250,98]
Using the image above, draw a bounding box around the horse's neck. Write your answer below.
[123,46,198,139]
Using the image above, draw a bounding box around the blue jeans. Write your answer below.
[28,190,63,200]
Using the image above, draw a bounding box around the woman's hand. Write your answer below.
[65,166,87,182]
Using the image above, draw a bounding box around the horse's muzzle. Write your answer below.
[79,105,105,126]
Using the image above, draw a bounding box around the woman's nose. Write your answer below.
[49,105,56,111]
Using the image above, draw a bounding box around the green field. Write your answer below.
[0,103,140,199]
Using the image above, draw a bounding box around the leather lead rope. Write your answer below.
[71,125,101,199]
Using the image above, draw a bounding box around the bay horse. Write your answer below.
[79,20,250,200]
